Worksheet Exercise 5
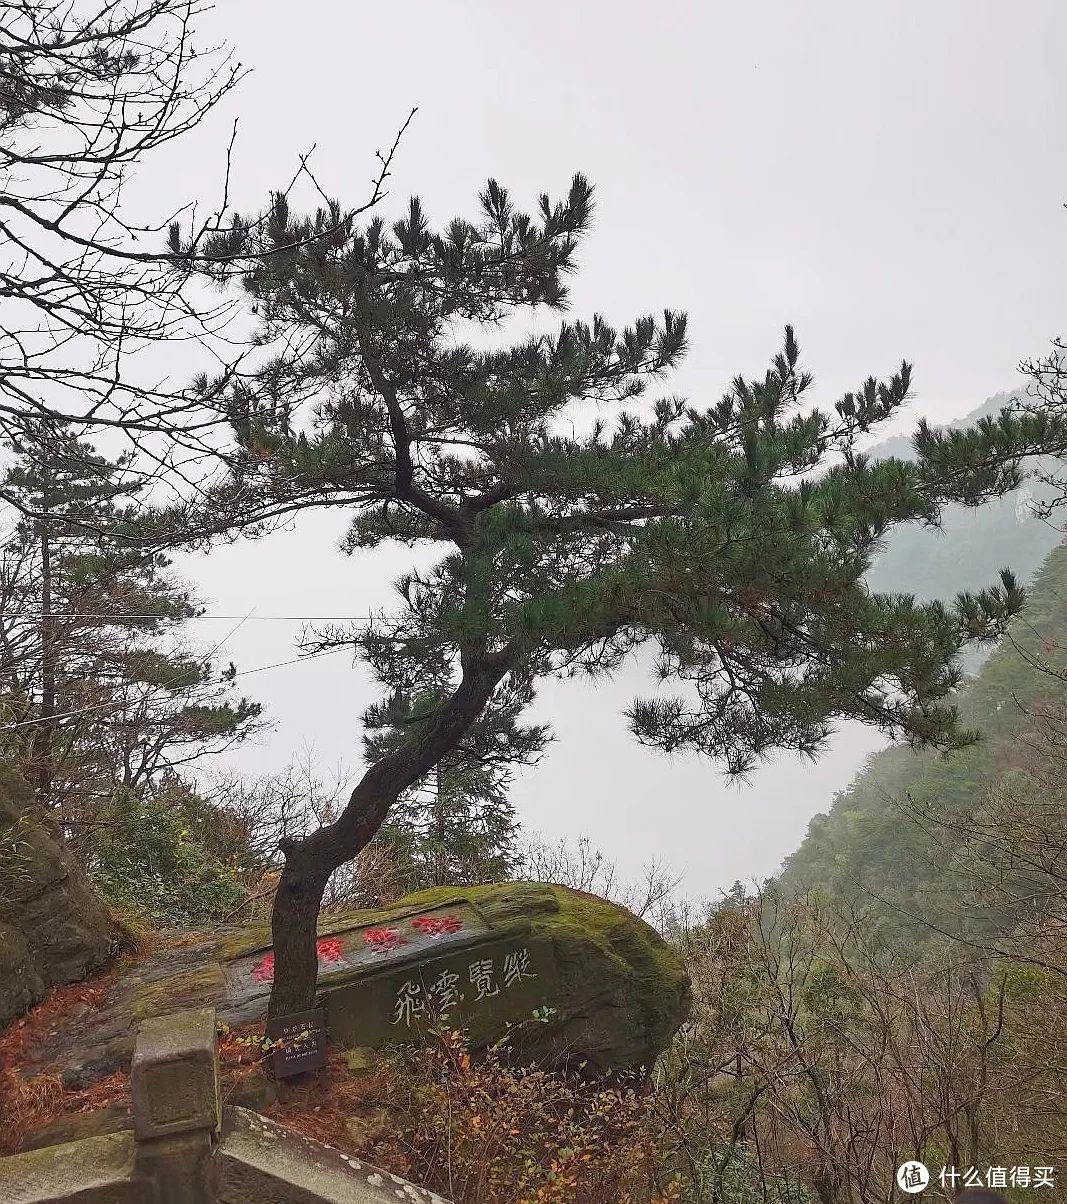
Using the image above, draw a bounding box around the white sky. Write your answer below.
[141,0,1067,899]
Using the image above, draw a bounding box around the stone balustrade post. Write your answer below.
[129,1006,220,1204]
[0,1003,452,1203]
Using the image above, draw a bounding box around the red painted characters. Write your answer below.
[410,914,464,936]
[249,937,349,983]
[363,926,409,953]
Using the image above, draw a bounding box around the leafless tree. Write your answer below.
[520,833,680,928]
[208,756,413,918]
[0,2,244,461]
[0,1,407,505]
[653,887,1039,1204]
[891,699,1067,979]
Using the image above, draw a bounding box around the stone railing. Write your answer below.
[0,1006,450,1204]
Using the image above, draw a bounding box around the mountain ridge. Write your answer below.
[779,387,1067,926]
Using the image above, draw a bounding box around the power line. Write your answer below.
[230,646,350,678]
[0,645,349,731]
[1,608,260,730]
[0,612,377,621]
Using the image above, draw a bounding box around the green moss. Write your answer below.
[213,924,273,962]
[108,908,155,958]
[209,880,689,1071]
[540,885,689,1051]
[129,962,226,1020]
[396,881,551,933]
[394,881,690,1055]
[0,1130,135,1192]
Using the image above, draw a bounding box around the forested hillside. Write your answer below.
[779,386,1067,935]
[782,533,1067,944]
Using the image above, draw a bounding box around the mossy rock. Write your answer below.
[129,962,227,1021]
[107,883,690,1078]
[0,763,114,1025]
[315,882,691,1075]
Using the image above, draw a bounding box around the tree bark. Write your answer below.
[432,763,447,886]
[267,650,509,1018]
[267,845,329,1018]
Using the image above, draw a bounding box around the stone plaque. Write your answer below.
[265,1007,327,1078]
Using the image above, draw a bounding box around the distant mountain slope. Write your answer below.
[781,540,1067,940]
[779,389,1067,934]
[862,389,1062,602]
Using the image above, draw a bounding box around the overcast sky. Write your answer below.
[145,1,1067,900]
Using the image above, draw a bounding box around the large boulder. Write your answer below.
[219,881,691,1074]
[11,883,691,1091]
[0,764,114,1025]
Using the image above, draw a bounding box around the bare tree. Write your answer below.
[0,0,407,502]
[0,2,245,457]
[891,699,1067,978]
[654,887,1035,1204]
[208,756,412,918]
[520,833,679,928]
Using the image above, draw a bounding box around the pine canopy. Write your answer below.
[189,176,1059,777]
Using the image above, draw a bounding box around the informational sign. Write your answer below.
[264,1007,327,1078]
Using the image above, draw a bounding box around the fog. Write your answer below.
[145,0,1067,898]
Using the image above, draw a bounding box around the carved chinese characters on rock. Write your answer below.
[393,980,426,1027]
[391,945,539,1028]
[469,958,499,1001]
[431,967,461,1014]
[363,927,407,954]
[411,914,463,936]
[361,913,464,954]
[503,946,536,988]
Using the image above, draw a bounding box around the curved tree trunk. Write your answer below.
[267,847,330,1018]
[267,651,509,1018]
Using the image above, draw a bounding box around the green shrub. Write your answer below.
[87,783,250,927]
[683,1144,816,1204]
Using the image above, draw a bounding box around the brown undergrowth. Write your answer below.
[0,913,166,1156]
[4,970,678,1203]
[380,1029,680,1204]
[0,971,128,1155]
[238,1027,679,1204]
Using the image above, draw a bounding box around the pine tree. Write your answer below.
[0,426,261,838]
[184,176,1064,1015]
[362,676,548,889]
